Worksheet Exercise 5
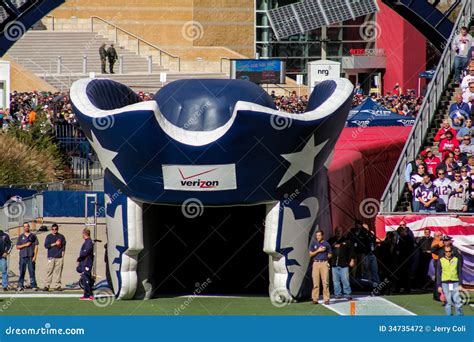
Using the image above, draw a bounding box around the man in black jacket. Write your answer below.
[107,44,118,74]
[328,227,355,299]
[99,43,107,74]
[348,220,369,279]
[0,229,12,291]
[77,228,94,300]
[416,228,433,288]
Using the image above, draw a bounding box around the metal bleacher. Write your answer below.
[380,0,474,213]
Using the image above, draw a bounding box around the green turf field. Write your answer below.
[0,296,336,316]
[384,293,474,316]
[0,294,472,316]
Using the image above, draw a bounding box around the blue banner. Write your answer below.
[42,191,105,217]
[0,316,471,342]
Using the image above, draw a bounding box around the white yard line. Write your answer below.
[322,295,416,316]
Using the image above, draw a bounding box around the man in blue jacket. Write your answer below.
[0,229,12,291]
[77,228,94,300]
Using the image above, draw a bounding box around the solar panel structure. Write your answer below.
[267,0,379,40]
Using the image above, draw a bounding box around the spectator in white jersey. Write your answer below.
[461,66,474,94]
[447,171,469,212]
[410,164,427,212]
[415,173,439,214]
[434,169,451,212]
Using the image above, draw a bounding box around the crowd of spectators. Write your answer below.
[405,45,474,213]
[0,90,154,131]
[312,220,463,315]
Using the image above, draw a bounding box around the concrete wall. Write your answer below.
[48,0,254,59]
[2,56,58,92]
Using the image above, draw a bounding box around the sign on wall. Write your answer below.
[307,60,341,92]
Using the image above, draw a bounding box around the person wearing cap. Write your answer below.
[452,26,473,83]
[309,230,332,305]
[43,224,66,291]
[423,148,440,176]
[437,245,463,316]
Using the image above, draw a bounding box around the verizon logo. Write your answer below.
[163,164,237,191]
[179,167,219,188]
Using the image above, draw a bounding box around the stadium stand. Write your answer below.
[6,31,228,92]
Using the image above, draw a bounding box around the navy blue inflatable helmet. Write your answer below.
[71,78,353,300]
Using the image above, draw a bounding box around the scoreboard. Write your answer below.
[231,59,286,84]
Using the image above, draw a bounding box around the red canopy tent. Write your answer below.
[328,126,412,230]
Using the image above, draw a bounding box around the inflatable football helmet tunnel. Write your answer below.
[70,78,353,301]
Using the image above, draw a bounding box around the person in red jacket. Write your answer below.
[439,131,460,159]
[424,148,441,176]
[434,120,457,142]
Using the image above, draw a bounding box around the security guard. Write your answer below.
[77,228,94,300]
[436,246,463,316]
[99,43,107,74]
[309,230,332,305]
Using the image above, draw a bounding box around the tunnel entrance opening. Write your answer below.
[141,203,269,296]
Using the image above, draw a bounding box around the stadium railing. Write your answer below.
[90,16,181,72]
[0,193,43,230]
[380,0,474,213]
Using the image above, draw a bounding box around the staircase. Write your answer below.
[396,82,464,212]
[7,31,228,93]
[380,0,474,213]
